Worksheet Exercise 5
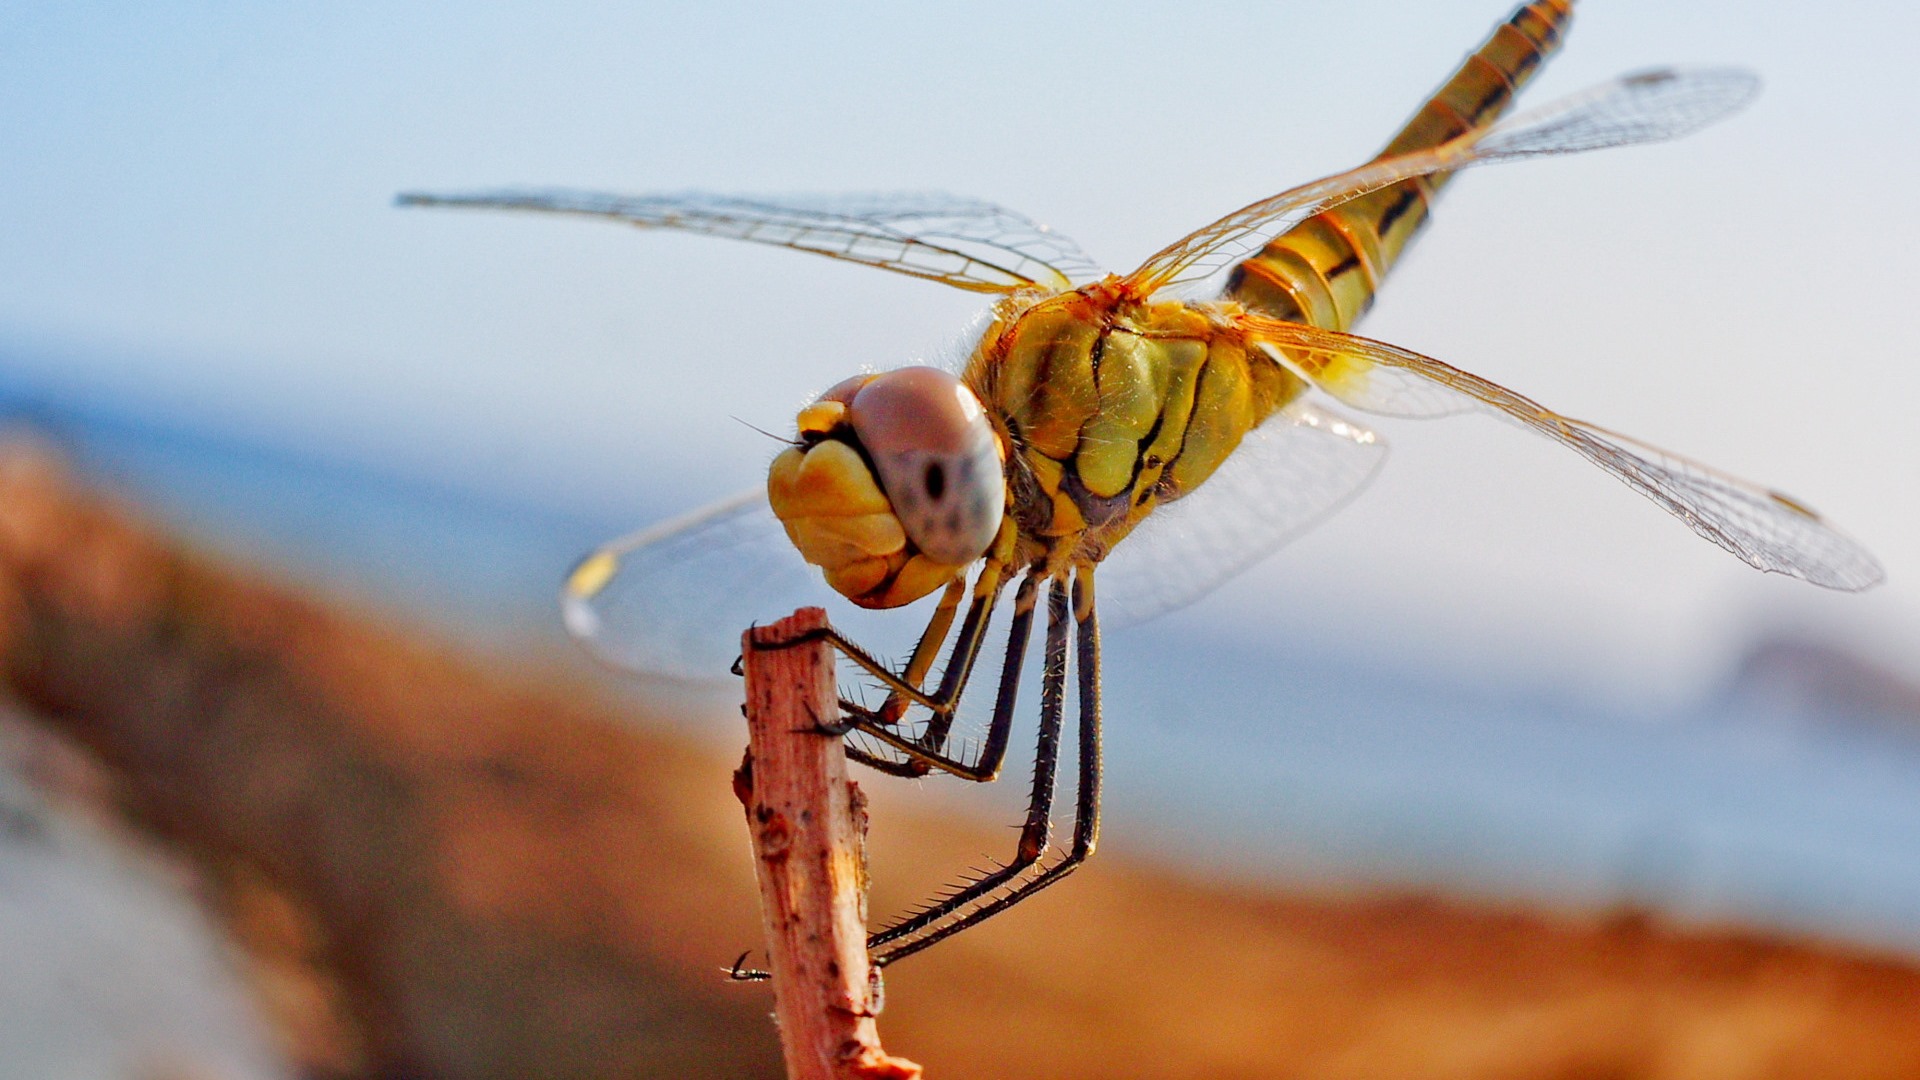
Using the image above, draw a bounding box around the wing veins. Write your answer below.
[1124,67,1760,294]
[398,188,1099,293]
[1241,316,1883,592]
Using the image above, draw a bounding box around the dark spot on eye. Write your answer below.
[924,461,947,501]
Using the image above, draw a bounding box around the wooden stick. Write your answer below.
[737,608,922,1080]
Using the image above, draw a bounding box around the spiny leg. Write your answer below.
[955,571,1041,783]
[797,559,1001,710]
[870,569,1102,968]
[877,575,968,725]
[841,575,969,778]
[757,566,997,717]
[908,581,999,753]
[868,574,1072,953]
[758,560,1007,779]
[843,569,1037,782]
[831,568,1036,780]
[721,576,1013,980]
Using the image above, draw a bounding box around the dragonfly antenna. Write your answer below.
[732,416,798,446]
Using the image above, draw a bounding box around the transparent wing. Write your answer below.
[1125,67,1760,295]
[398,188,1102,294]
[1239,315,1885,592]
[1100,399,1388,626]
[562,490,932,682]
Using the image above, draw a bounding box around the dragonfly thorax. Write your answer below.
[963,289,1305,568]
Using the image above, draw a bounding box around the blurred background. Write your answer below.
[4,1,1920,1077]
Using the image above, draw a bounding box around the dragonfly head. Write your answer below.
[767,366,1005,609]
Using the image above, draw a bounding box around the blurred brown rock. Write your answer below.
[2,434,1919,1080]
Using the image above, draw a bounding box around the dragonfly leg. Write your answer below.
[837,570,1037,781]
[877,576,968,725]
[841,743,938,778]
[910,568,1029,753]
[941,571,1039,781]
[867,572,1101,968]
[788,578,971,744]
[864,574,1092,958]
[759,562,1006,723]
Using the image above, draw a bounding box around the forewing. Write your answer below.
[1100,400,1388,627]
[1125,67,1760,294]
[562,490,937,682]
[563,491,815,681]
[1240,316,1884,592]
[398,188,1102,293]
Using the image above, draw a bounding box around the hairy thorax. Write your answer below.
[962,281,1305,572]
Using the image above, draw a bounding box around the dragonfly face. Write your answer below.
[767,366,1006,609]
[405,0,1882,972]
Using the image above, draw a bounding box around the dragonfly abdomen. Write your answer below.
[1226,0,1574,331]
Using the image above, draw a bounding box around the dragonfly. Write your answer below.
[400,0,1882,971]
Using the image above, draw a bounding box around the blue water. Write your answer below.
[6,354,1920,958]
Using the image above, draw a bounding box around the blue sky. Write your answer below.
[3,0,1917,704]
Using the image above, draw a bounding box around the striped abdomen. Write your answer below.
[1227,0,1575,331]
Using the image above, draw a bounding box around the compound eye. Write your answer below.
[848,367,1004,566]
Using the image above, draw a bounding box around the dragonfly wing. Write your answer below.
[1100,400,1388,627]
[398,188,1102,294]
[562,490,819,681]
[1125,67,1760,294]
[1239,315,1885,592]
[562,489,939,682]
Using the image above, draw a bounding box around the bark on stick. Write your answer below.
[737,608,921,1080]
